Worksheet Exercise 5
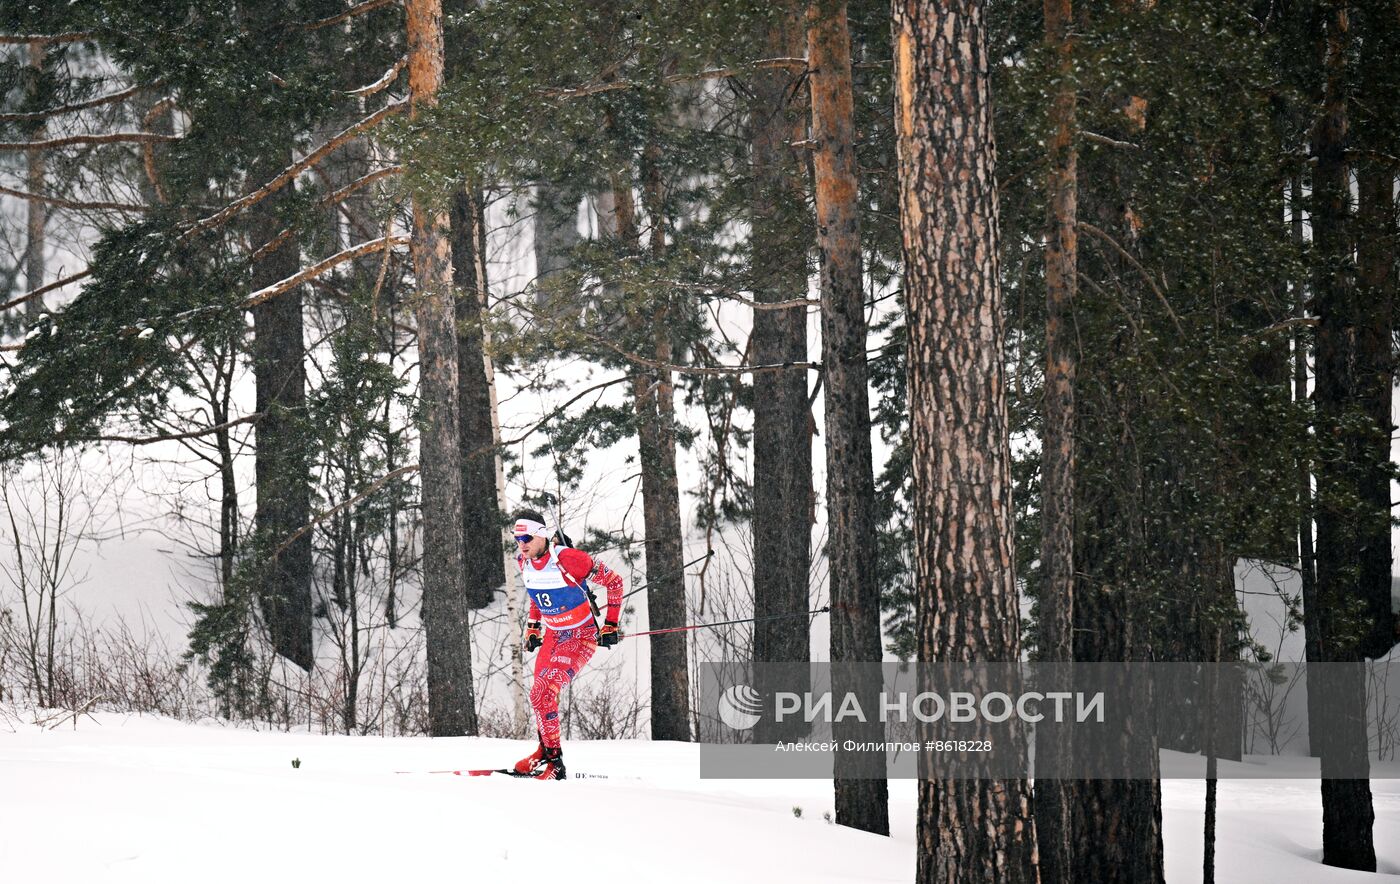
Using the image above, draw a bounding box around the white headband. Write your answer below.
[513,519,551,539]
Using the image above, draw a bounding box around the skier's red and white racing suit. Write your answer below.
[518,546,623,748]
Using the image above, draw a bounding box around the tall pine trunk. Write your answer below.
[1035,0,1077,879]
[751,0,814,745]
[894,0,1036,878]
[451,188,506,610]
[1071,432,1165,883]
[249,142,314,672]
[1058,2,1165,874]
[607,140,691,742]
[1354,0,1398,661]
[1291,173,1325,757]
[24,41,46,318]
[810,0,887,836]
[408,0,476,737]
[638,144,691,742]
[1311,1,1376,870]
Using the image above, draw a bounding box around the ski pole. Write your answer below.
[621,550,716,601]
[624,606,830,639]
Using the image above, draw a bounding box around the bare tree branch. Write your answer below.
[0,83,147,123]
[0,131,179,151]
[250,165,402,263]
[669,56,809,84]
[349,56,408,98]
[543,56,809,100]
[67,413,263,446]
[243,235,409,309]
[1249,315,1318,341]
[302,0,397,32]
[0,269,91,313]
[184,99,406,238]
[271,463,420,559]
[1079,220,1184,336]
[722,292,822,311]
[1082,131,1140,150]
[595,333,821,376]
[0,32,93,45]
[142,96,176,205]
[491,375,633,452]
[542,81,633,100]
[0,183,150,213]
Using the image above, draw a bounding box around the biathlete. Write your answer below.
[510,509,624,780]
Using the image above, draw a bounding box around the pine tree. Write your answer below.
[894,0,1037,878]
[809,0,889,836]
[406,0,476,737]
[749,0,815,747]
[1034,0,1077,878]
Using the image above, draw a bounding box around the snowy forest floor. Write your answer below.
[2,708,1399,883]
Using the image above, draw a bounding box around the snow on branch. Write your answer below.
[543,81,633,101]
[669,56,809,84]
[0,32,93,45]
[1082,131,1141,150]
[249,166,403,264]
[348,56,408,98]
[243,235,409,309]
[1248,315,1318,341]
[185,99,406,239]
[720,292,822,311]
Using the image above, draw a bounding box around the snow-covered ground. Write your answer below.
[3,709,1398,884]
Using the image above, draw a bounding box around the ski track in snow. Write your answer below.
[1,709,1398,884]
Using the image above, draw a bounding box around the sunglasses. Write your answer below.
[514,534,537,544]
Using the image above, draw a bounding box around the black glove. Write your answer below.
[524,621,543,653]
[598,620,621,648]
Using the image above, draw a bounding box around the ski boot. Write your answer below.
[513,741,546,775]
[531,745,566,781]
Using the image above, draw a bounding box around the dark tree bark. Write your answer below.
[750,0,814,745]
[1291,173,1324,757]
[893,0,1035,877]
[211,347,240,592]
[810,0,887,836]
[1070,477,1165,884]
[408,0,476,737]
[604,137,692,742]
[638,144,691,743]
[1056,3,1164,874]
[249,142,314,672]
[1354,0,1398,661]
[1353,155,1393,659]
[1067,268,1165,883]
[451,187,506,609]
[24,42,46,318]
[1311,1,1377,871]
[1035,0,1077,879]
